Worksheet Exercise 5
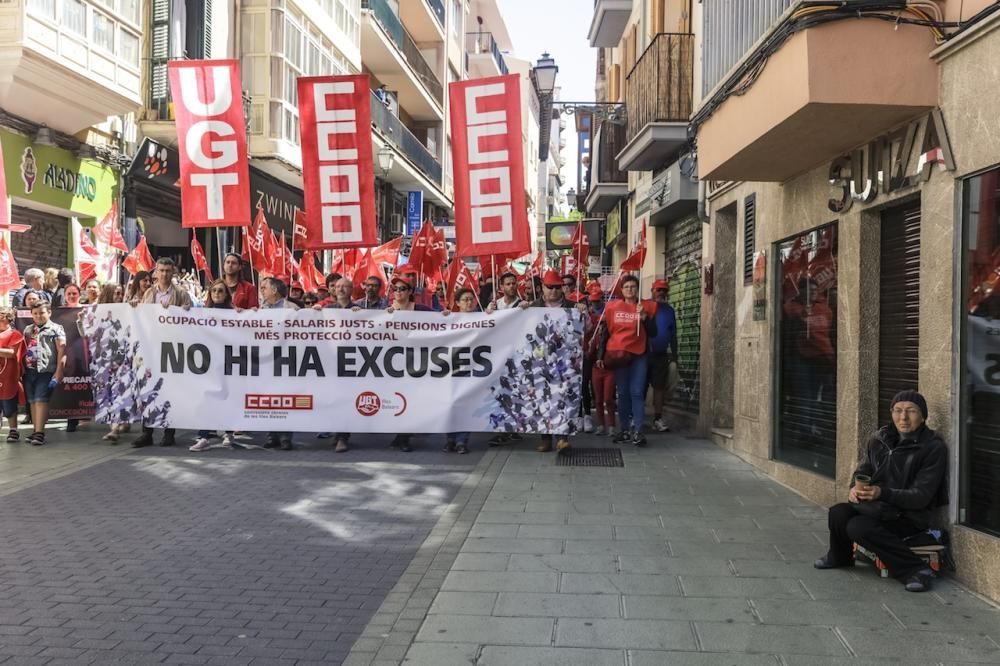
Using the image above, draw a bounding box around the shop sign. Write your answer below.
[546,219,601,253]
[605,205,622,247]
[0,129,117,219]
[828,109,955,213]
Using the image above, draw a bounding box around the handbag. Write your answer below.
[603,349,635,370]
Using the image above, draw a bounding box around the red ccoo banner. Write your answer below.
[449,74,530,259]
[168,59,252,228]
[297,74,377,249]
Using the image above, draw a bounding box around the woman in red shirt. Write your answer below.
[0,307,27,442]
[596,274,657,446]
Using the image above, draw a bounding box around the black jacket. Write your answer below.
[854,424,948,527]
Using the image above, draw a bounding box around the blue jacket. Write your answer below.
[648,302,677,355]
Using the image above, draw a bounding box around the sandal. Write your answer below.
[6,429,18,442]
[30,432,45,446]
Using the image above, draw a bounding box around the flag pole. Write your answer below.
[490,254,496,305]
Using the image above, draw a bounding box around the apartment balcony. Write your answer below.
[617,33,694,172]
[370,90,449,206]
[362,0,444,120]
[465,32,508,78]
[400,0,445,43]
[584,120,627,214]
[0,0,141,133]
[588,0,632,48]
[696,20,938,182]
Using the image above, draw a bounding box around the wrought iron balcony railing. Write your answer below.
[625,32,694,143]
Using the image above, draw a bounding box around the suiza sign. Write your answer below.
[827,109,955,213]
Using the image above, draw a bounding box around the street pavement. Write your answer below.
[2,422,1000,665]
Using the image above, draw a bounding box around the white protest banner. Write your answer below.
[81,306,583,433]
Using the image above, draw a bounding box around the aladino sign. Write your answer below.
[0,129,117,218]
[828,109,955,213]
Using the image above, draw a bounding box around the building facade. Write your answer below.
[0,0,139,272]
[691,1,1000,601]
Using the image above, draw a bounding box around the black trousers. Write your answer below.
[826,502,926,578]
[142,425,175,438]
[580,359,593,416]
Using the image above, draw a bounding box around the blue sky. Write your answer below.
[497,0,596,196]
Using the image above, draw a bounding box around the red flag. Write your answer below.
[93,201,129,252]
[292,209,309,248]
[267,231,291,281]
[351,250,387,300]
[371,236,402,266]
[0,236,20,294]
[298,74,377,248]
[191,236,214,281]
[408,221,435,272]
[242,209,273,274]
[808,227,837,291]
[122,235,155,275]
[620,222,647,271]
[168,60,252,228]
[426,228,448,276]
[570,221,589,277]
[449,74,530,258]
[298,250,326,293]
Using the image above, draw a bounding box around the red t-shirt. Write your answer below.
[604,299,657,355]
[0,328,26,401]
[230,280,259,309]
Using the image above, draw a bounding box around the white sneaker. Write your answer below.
[189,438,211,452]
[221,434,235,448]
[583,415,594,433]
[608,427,618,438]
[653,418,670,432]
[593,425,605,436]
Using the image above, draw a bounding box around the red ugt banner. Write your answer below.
[168,60,251,228]
[298,74,377,249]
[449,74,530,259]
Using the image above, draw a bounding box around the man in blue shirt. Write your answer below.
[647,279,678,432]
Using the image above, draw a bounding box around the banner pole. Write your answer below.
[490,254,496,305]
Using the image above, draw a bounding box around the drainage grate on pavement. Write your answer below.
[556,447,624,467]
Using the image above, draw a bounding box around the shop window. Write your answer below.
[775,223,838,477]
[962,165,1000,536]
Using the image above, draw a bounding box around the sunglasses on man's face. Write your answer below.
[365,282,380,288]
[544,284,560,290]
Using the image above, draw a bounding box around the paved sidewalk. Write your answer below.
[348,434,1000,665]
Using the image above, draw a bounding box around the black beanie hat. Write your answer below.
[891,390,927,418]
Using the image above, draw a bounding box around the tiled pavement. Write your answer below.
[0,427,483,665]
[379,436,1000,666]
[3,426,1000,665]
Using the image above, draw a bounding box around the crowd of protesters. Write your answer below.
[2,256,679,455]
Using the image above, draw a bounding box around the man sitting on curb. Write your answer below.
[814,390,948,592]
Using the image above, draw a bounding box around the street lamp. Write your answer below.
[534,52,558,96]
[377,145,395,178]
[566,187,576,211]
[532,53,625,125]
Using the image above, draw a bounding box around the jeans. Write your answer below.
[614,354,648,432]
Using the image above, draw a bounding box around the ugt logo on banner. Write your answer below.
[297,74,377,249]
[449,74,530,259]
[168,60,252,228]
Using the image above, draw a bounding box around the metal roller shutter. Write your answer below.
[879,204,921,420]
[664,215,702,414]
[10,206,69,272]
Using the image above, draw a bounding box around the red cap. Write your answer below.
[566,291,587,303]
[395,263,417,276]
[652,279,669,291]
[390,273,413,288]
[290,282,303,290]
[586,280,603,294]
[542,269,563,287]
[589,289,604,301]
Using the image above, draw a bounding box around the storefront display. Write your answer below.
[776,223,838,477]
[962,165,1000,537]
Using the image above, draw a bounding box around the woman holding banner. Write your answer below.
[385,273,430,452]
[125,272,151,305]
[190,280,238,452]
[442,288,478,454]
[0,308,26,443]
[597,274,657,447]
